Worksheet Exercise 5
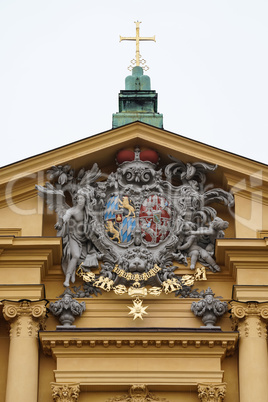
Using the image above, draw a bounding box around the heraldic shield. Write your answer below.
[36,146,234,298]
[139,195,172,244]
[104,195,136,244]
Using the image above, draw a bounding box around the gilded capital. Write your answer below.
[2,300,47,338]
[51,383,80,402]
[230,301,268,338]
[197,383,226,402]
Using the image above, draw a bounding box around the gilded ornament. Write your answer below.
[120,21,156,70]
[148,287,162,296]
[128,297,148,320]
[76,264,95,282]
[181,275,195,287]
[162,278,182,294]
[94,276,114,291]
[128,286,148,297]
[194,266,207,281]
[113,285,128,295]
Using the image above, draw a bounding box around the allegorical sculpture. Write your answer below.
[191,287,228,328]
[36,147,233,298]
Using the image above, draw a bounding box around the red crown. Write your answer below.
[116,148,159,165]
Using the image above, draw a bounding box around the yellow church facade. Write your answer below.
[1,120,268,402]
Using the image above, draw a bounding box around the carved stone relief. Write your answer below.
[230,301,268,338]
[49,288,86,328]
[197,383,226,402]
[2,300,47,338]
[106,384,169,402]
[191,287,228,328]
[51,383,80,402]
[36,147,233,299]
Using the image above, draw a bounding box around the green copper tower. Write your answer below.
[113,21,163,129]
[112,66,163,129]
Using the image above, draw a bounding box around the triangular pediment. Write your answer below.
[1,121,267,244]
[1,122,268,198]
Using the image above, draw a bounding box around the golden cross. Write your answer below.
[120,21,156,67]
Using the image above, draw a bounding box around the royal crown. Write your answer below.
[116,147,159,165]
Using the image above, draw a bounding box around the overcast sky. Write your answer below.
[0,0,268,167]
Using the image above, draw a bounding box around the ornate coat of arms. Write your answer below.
[36,147,233,301]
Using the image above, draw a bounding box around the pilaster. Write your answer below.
[197,383,226,401]
[3,300,47,402]
[51,383,80,402]
[231,301,268,402]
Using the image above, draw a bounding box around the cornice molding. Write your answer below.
[215,238,268,279]
[0,228,22,236]
[0,284,45,300]
[40,330,238,357]
[1,122,268,188]
[232,285,268,302]
[0,236,62,281]
[224,172,268,206]
[40,329,237,391]
[0,180,37,209]
[1,123,268,212]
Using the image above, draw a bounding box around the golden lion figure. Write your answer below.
[118,196,135,217]
[105,220,121,243]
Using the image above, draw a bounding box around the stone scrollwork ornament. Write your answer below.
[49,288,86,328]
[191,287,228,328]
[36,147,233,300]
[3,300,47,338]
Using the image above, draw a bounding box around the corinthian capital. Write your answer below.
[51,383,80,402]
[197,383,226,402]
[2,300,47,338]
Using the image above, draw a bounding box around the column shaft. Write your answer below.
[231,302,268,402]
[3,300,47,402]
[238,316,268,402]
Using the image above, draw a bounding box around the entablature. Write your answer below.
[39,329,238,392]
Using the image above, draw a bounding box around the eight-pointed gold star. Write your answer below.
[128,298,148,320]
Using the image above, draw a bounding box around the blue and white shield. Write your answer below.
[104,195,136,244]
